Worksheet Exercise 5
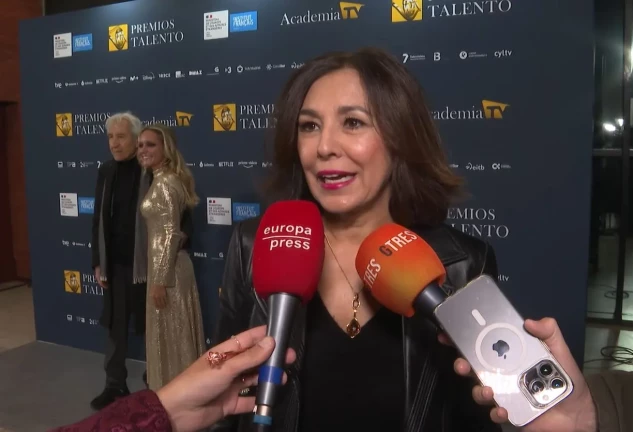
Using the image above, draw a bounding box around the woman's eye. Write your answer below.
[344,117,364,129]
[298,121,318,132]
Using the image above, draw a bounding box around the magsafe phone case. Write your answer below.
[433,274,574,427]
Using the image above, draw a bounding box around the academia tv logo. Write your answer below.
[482,100,510,119]
[392,0,422,22]
[213,104,236,131]
[108,24,128,51]
[56,113,73,137]
[176,111,193,126]
[64,270,81,294]
[432,99,510,121]
[281,2,364,25]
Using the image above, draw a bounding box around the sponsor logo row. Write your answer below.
[54,100,510,138]
[59,193,260,225]
[54,1,516,58]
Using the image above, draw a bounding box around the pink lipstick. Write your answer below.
[317,170,356,190]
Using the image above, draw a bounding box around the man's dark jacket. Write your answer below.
[211,217,502,432]
[91,158,193,334]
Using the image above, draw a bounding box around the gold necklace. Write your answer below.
[324,234,363,338]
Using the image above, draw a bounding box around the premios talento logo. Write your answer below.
[109,20,183,51]
[108,24,128,51]
[213,104,237,132]
[64,270,81,294]
[212,103,276,131]
[56,113,73,137]
[63,270,104,295]
[392,0,422,22]
[391,0,512,21]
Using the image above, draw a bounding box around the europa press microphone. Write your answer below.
[251,200,324,430]
[354,223,575,427]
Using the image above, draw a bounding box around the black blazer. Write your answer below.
[211,217,502,432]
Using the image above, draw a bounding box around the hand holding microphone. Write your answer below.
[251,200,324,429]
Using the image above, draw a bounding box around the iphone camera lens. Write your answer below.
[539,364,553,376]
[530,380,545,393]
[551,378,564,389]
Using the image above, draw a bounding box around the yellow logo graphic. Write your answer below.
[64,270,81,294]
[176,111,193,127]
[482,100,510,119]
[108,24,128,51]
[392,0,422,22]
[340,2,364,19]
[56,113,73,137]
[213,104,237,132]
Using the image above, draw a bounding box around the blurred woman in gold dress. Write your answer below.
[136,123,206,390]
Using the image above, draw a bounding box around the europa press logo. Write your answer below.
[261,224,313,251]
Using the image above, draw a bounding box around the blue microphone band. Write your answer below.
[253,414,273,425]
[258,365,283,385]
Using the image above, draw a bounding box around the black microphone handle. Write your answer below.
[252,422,272,432]
[411,280,448,319]
[253,292,301,427]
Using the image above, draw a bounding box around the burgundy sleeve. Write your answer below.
[48,390,172,432]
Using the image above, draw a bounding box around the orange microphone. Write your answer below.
[355,223,448,318]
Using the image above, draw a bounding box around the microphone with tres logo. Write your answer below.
[251,200,324,430]
[354,223,574,427]
[354,223,448,318]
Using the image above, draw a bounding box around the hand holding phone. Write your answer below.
[434,275,574,427]
[354,224,575,427]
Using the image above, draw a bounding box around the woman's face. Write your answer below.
[137,130,165,170]
[297,68,392,219]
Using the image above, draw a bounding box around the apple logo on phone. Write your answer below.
[492,340,510,359]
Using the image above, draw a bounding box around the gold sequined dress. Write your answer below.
[140,166,206,390]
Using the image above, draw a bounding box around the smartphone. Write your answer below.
[433,274,573,427]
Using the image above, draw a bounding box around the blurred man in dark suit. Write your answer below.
[90,111,147,410]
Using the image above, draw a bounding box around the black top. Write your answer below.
[110,157,140,265]
[298,293,406,432]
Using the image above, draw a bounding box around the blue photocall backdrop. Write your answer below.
[19,0,594,364]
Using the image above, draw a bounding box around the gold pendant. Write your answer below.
[347,293,361,338]
[347,318,361,338]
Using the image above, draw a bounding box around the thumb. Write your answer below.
[226,336,276,376]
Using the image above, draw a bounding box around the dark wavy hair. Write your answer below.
[264,47,462,227]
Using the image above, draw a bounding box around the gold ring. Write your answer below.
[207,350,237,367]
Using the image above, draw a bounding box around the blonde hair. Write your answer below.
[140,123,200,208]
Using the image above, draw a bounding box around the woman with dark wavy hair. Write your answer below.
[212,47,501,432]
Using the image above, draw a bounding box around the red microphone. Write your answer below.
[251,200,324,428]
[354,223,448,318]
